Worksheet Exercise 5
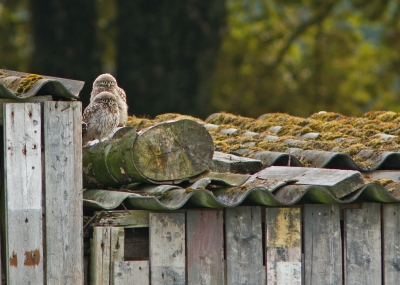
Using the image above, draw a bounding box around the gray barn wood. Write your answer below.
[95,210,150,228]
[90,227,124,285]
[91,227,112,285]
[266,207,301,285]
[113,260,149,285]
[0,95,52,125]
[110,227,125,284]
[225,206,264,285]
[210,151,263,174]
[344,203,382,285]
[383,204,400,284]
[43,101,83,284]
[257,166,364,198]
[187,210,224,285]
[304,204,342,285]
[4,103,44,285]
[150,213,185,285]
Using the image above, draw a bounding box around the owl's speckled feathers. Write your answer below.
[82,91,120,146]
[90,73,128,127]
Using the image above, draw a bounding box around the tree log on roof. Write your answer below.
[83,119,214,189]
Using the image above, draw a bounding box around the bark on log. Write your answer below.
[83,119,214,188]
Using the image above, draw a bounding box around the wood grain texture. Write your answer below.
[95,210,150,228]
[225,206,264,285]
[43,101,83,284]
[344,203,381,285]
[304,204,342,285]
[266,207,301,285]
[187,210,224,285]
[83,119,214,188]
[383,203,400,284]
[256,166,364,198]
[113,260,149,285]
[210,151,263,174]
[0,95,52,125]
[3,103,44,284]
[111,227,125,285]
[90,227,111,285]
[150,213,185,285]
[132,119,214,182]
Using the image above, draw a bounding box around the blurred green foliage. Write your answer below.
[1,0,400,118]
[212,0,400,117]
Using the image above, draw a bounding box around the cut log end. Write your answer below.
[133,119,214,182]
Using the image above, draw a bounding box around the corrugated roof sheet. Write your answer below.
[83,167,400,210]
[83,111,400,210]
[0,69,83,100]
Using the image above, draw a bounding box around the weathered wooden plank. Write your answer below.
[266,207,301,285]
[344,203,381,285]
[362,170,400,182]
[110,227,124,285]
[0,95,52,125]
[3,103,44,284]
[113,260,149,285]
[225,206,264,285]
[210,151,263,174]
[304,204,342,285]
[95,210,150,228]
[90,226,125,285]
[91,227,112,285]
[383,204,400,284]
[150,213,185,285]
[43,101,83,284]
[257,166,364,198]
[187,210,224,285]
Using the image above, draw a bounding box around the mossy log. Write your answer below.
[83,119,214,188]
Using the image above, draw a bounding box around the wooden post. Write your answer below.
[187,210,224,285]
[344,203,381,285]
[43,101,83,284]
[3,103,44,284]
[266,207,301,285]
[150,213,185,285]
[382,203,400,284]
[304,204,342,285]
[225,206,264,285]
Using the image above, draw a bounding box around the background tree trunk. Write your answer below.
[116,0,226,119]
[29,0,101,105]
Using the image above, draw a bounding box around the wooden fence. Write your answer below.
[90,203,400,285]
[0,101,83,284]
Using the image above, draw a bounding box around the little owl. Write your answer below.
[82,91,120,146]
[90,73,128,127]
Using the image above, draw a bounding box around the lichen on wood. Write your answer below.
[83,119,214,188]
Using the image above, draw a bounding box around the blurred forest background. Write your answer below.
[1,0,400,119]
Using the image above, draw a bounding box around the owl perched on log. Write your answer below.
[90,73,128,127]
[82,91,120,146]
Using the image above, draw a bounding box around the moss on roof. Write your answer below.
[126,111,400,168]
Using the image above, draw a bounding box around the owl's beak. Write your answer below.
[107,82,112,87]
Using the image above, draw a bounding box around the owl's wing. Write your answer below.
[83,103,109,135]
[117,86,127,102]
